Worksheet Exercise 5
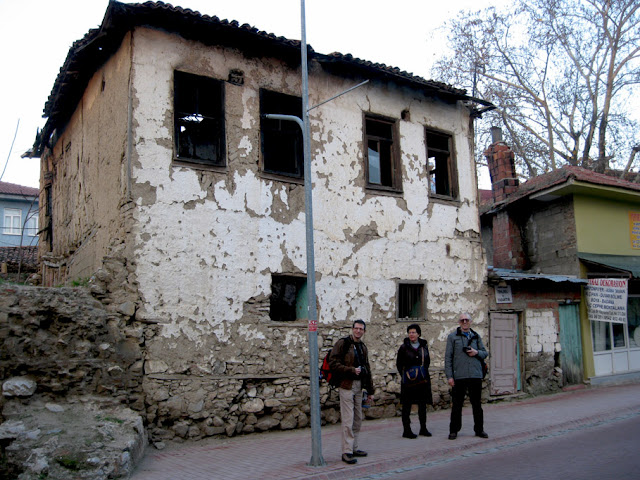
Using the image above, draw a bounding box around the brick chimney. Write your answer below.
[485,127,528,270]
[484,127,519,204]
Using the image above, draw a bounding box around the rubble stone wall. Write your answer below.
[0,281,489,444]
[0,283,144,407]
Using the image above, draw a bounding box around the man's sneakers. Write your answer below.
[342,453,357,464]
[402,430,418,439]
[353,450,368,457]
[419,428,432,437]
[448,432,457,440]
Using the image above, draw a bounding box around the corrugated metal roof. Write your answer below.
[578,253,640,278]
[488,267,588,284]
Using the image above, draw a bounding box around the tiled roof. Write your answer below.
[483,165,640,212]
[0,246,38,271]
[36,1,485,156]
[514,165,640,199]
[0,181,39,197]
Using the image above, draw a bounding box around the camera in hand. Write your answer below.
[463,346,472,354]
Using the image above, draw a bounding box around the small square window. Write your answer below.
[260,90,304,179]
[398,283,424,319]
[174,71,226,166]
[365,116,401,190]
[426,129,458,200]
[270,275,308,321]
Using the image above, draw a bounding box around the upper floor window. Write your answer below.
[426,129,458,200]
[365,116,401,191]
[260,90,304,179]
[25,213,39,236]
[174,71,225,167]
[3,208,21,235]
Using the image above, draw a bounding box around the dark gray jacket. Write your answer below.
[444,327,488,380]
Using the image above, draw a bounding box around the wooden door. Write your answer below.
[490,312,518,395]
[559,303,583,384]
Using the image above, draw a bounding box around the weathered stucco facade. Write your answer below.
[34,2,488,441]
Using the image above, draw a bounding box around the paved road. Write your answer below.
[131,382,640,480]
[371,411,640,479]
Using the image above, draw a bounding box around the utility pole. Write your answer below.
[263,0,368,467]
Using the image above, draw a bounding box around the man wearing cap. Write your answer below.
[444,313,489,440]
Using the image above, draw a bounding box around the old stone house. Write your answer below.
[31,1,489,441]
[481,128,640,397]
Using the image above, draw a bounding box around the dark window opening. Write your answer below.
[398,283,424,319]
[174,71,225,166]
[426,129,457,199]
[365,116,399,189]
[270,275,308,321]
[260,90,304,178]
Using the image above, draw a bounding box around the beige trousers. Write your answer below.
[338,379,363,454]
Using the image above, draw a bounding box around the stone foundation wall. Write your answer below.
[0,284,145,408]
[1,282,491,445]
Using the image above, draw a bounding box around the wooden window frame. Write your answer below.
[260,89,304,180]
[174,70,226,167]
[364,115,402,192]
[426,128,458,201]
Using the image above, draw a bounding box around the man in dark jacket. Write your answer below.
[329,319,375,464]
[444,313,489,440]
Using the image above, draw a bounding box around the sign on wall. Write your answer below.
[495,285,513,304]
[630,212,640,250]
[586,278,628,323]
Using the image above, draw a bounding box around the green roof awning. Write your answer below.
[578,253,640,278]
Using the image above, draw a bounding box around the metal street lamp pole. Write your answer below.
[263,1,369,467]
[299,0,324,467]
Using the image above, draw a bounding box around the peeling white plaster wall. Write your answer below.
[127,28,486,366]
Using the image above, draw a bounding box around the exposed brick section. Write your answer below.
[485,142,520,203]
[492,211,528,270]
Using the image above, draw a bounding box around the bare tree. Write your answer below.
[433,0,640,179]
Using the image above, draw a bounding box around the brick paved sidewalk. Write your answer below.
[131,382,640,480]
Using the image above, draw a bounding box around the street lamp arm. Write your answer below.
[261,113,304,131]
[308,79,370,111]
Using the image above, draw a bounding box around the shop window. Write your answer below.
[426,129,458,200]
[174,71,226,166]
[260,90,304,179]
[365,116,401,190]
[270,275,307,322]
[398,283,424,319]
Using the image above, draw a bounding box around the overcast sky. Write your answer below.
[0,0,506,190]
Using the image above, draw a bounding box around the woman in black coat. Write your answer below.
[396,323,433,438]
